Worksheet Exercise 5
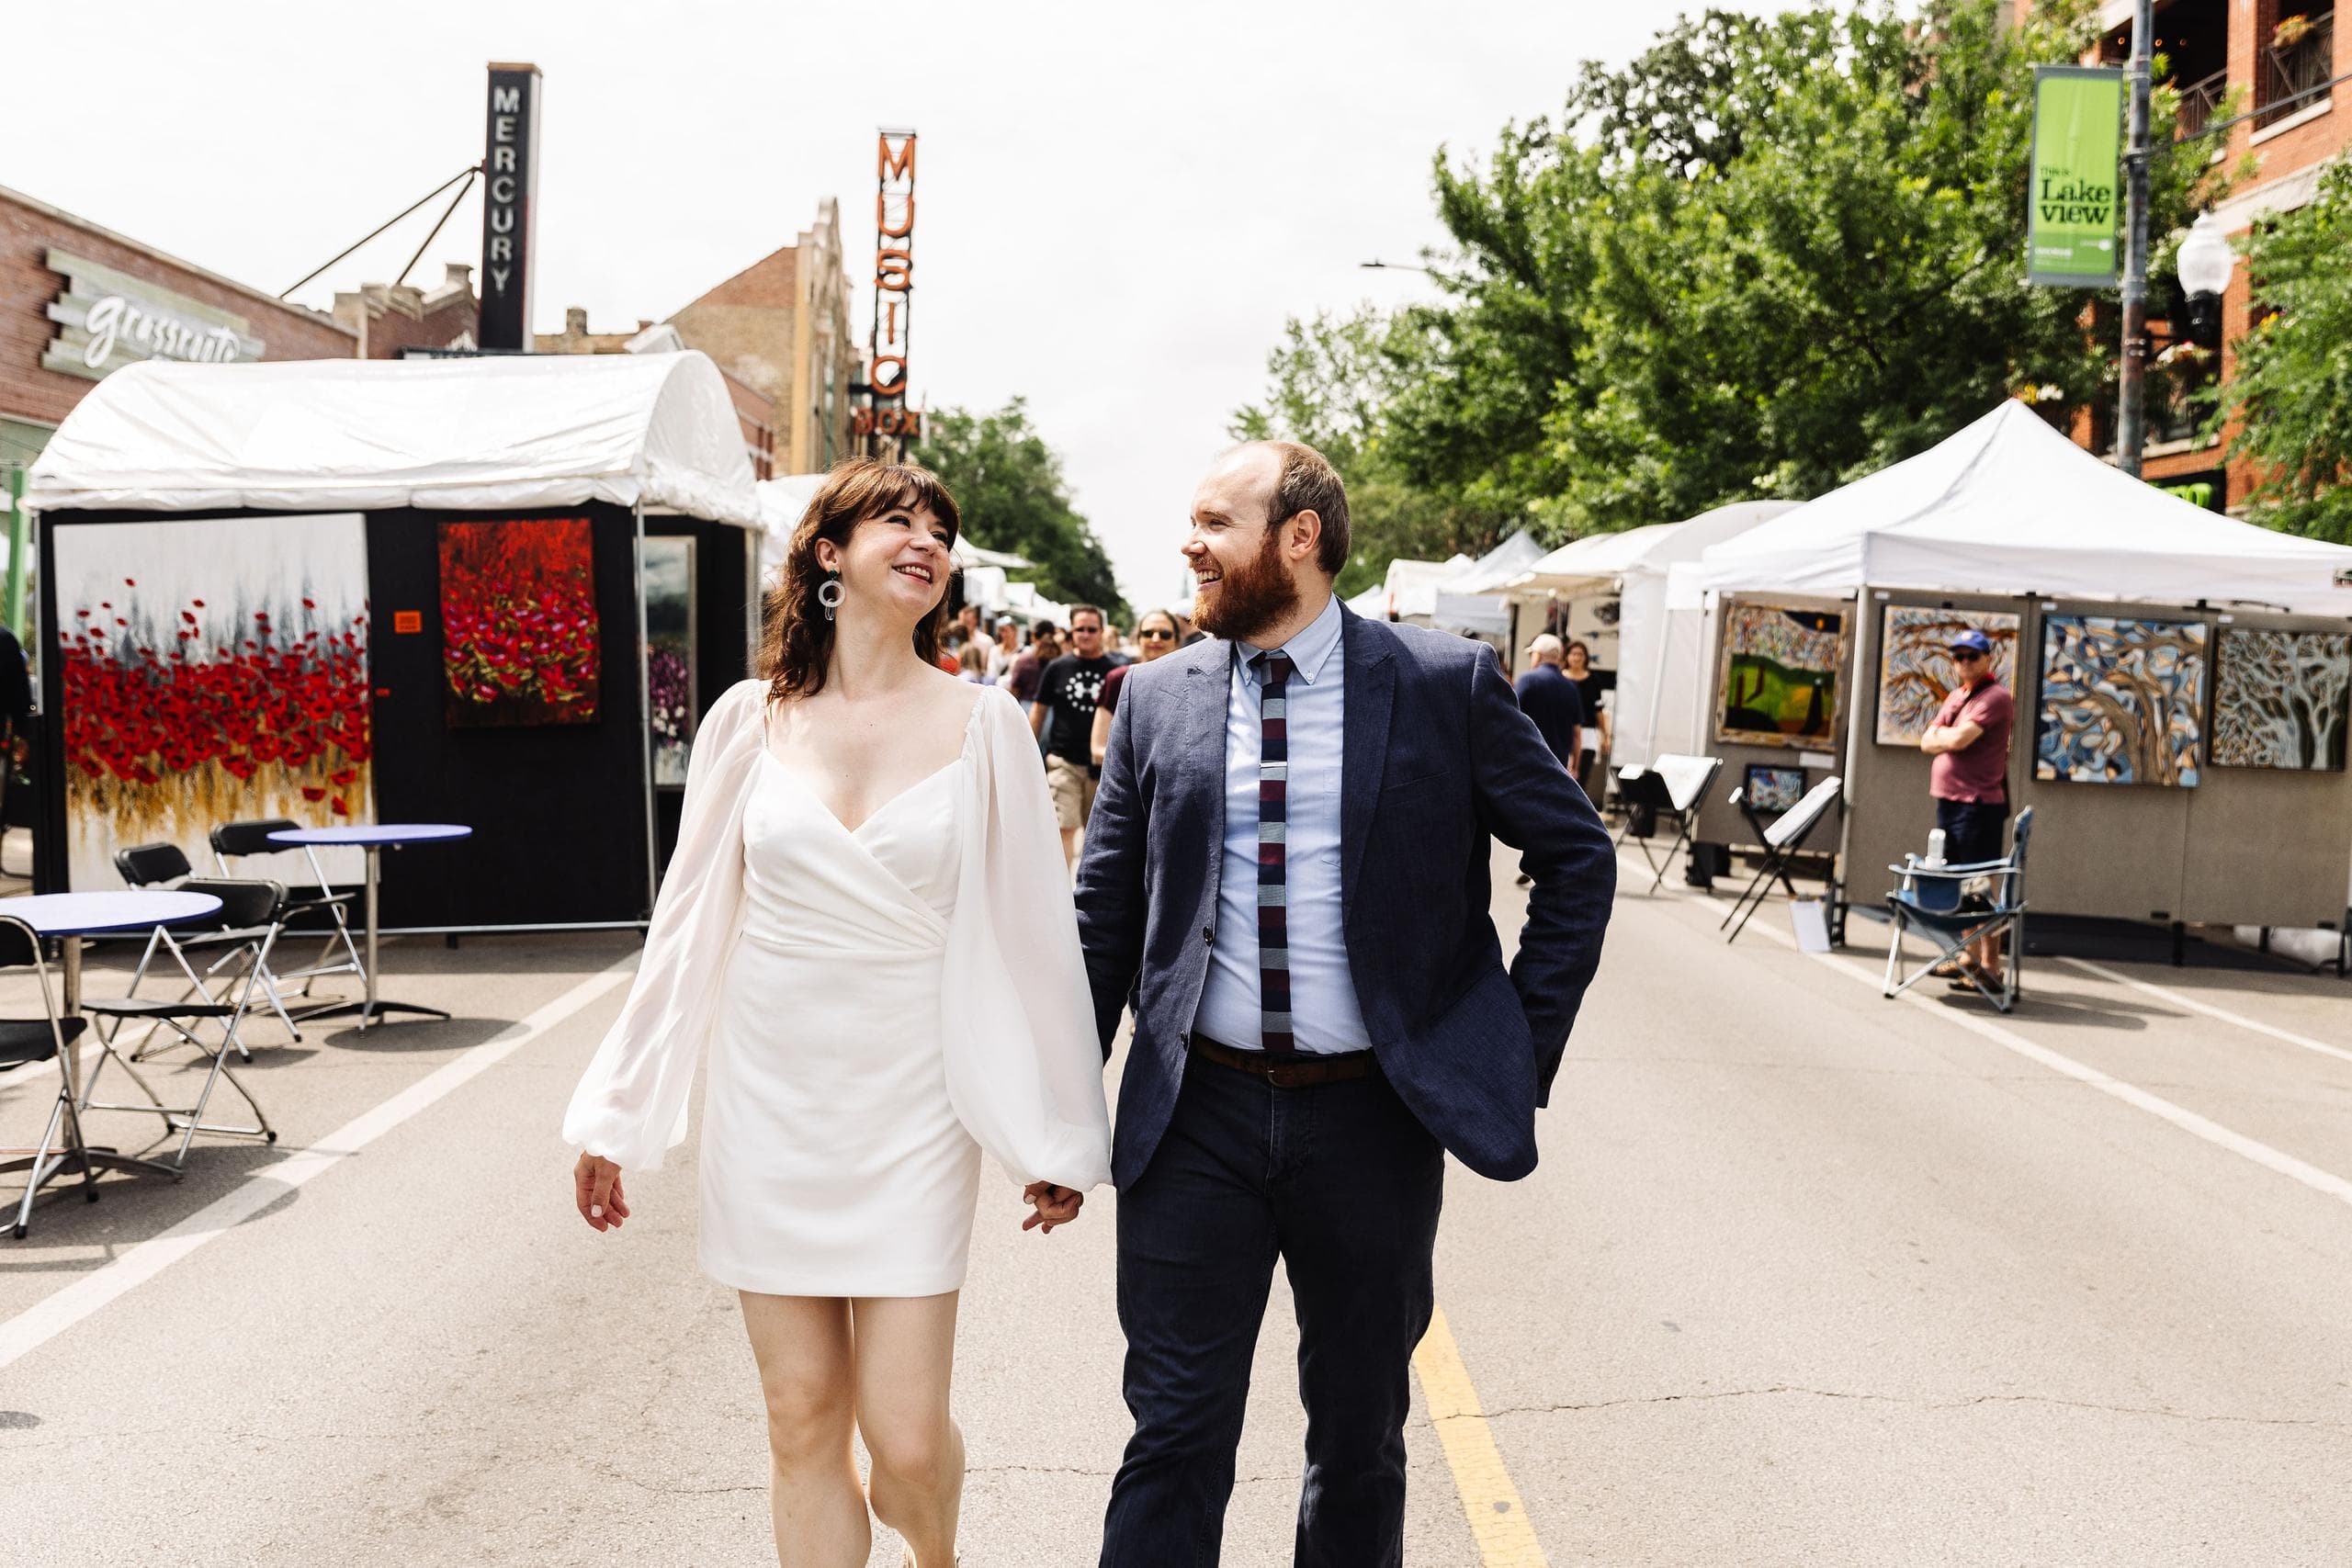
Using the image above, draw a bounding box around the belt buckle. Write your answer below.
[1266,1061,1309,1089]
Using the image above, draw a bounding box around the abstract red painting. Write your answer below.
[438,517,601,728]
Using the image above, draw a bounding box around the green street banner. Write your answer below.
[2029,65,2124,287]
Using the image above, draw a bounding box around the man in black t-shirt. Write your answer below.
[1030,604,1115,866]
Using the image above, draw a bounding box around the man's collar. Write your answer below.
[1238,592,1343,686]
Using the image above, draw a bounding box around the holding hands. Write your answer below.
[1023,1181,1083,1234]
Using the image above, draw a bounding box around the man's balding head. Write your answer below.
[1214,439,1351,580]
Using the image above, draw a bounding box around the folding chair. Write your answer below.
[1882,807,2034,1013]
[209,820,365,1022]
[1720,775,1843,943]
[0,913,96,1238]
[77,878,283,1171]
[1613,753,1723,894]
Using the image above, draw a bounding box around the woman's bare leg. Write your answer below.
[740,1292,868,1568]
[853,1292,965,1567]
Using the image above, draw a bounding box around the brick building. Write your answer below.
[331,265,481,361]
[0,184,359,468]
[537,306,777,480]
[2036,0,2348,510]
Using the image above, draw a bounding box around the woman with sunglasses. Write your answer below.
[1091,607,1182,768]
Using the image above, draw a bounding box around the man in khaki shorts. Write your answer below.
[1031,604,1114,867]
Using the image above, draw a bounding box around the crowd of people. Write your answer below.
[933,600,1203,868]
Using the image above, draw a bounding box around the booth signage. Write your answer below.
[42,249,264,381]
[2027,65,2123,288]
[865,128,917,452]
[477,62,543,352]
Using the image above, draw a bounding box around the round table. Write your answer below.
[266,824,471,1029]
[0,888,224,1197]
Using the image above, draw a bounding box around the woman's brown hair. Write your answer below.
[759,458,963,702]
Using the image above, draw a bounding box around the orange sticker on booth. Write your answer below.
[393,611,423,633]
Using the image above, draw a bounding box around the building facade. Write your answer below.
[2046,0,2348,510]
[331,265,481,361]
[1,185,359,468]
[535,306,777,480]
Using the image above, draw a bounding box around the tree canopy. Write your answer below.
[916,400,1128,618]
[1236,0,2231,549]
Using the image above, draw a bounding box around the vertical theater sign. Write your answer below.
[859,128,919,453]
[477,62,543,352]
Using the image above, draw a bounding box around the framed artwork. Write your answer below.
[643,536,697,786]
[1715,600,1849,748]
[1743,763,1806,814]
[2034,615,2207,786]
[2211,627,2350,772]
[1874,605,2021,746]
[53,513,372,891]
[438,517,601,728]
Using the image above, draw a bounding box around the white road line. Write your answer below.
[2053,956,2352,1069]
[0,960,638,1372]
[1607,852,2352,1210]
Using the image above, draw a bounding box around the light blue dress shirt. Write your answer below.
[1192,592,1372,1055]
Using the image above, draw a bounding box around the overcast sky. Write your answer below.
[12,0,1783,611]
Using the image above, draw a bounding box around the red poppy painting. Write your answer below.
[53,514,374,891]
[438,517,602,728]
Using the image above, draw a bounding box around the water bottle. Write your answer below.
[1924,829,1948,868]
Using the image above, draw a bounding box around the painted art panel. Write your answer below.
[2034,615,2207,787]
[2211,626,2350,771]
[439,517,601,728]
[644,536,697,786]
[1874,605,2022,746]
[54,513,371,891]
[1715,601,1848,749]
[1744,763,1806,814]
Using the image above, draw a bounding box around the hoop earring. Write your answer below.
[818,569,844,622]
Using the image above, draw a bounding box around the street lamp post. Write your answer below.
[2175,210,2236,347]
[2116,0,2155,478]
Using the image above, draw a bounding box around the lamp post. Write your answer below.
[2115,0,2155,478]
[2175,210,2236,348]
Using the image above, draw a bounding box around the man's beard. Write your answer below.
[1193,525,1298,643]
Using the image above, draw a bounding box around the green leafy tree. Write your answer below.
[916,400,1128,617]
[2213,160,2352,543]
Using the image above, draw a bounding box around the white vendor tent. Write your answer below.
[1683,400,2352,613]
[1508,523,1680,594]
[1381,554,1476,623]
[27,351,762,526]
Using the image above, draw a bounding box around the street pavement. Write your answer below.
[2,844,2350,1566]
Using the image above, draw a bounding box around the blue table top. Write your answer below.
[266,824,474,848]
[0,890,224,936]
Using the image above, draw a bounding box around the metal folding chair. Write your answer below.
[1882,807,2034,1012]
[1613,753,1723,894]
[1720,775,1844,943]
[113,842,287,1055]
[211,818,364,1028]
[0,913,96,1238]
[77,878,283,1170]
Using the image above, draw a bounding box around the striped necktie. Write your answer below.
[1253,650,1295,1054]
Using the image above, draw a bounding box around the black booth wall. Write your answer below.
[37,503,754,928]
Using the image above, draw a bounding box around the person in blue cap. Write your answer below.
[1917,627,2015,986]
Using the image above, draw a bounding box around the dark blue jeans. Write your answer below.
[1099,1054,1443,1568]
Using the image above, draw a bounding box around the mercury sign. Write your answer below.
[477,62,543,352]
[865,128,917,452]
[42,249,264,381]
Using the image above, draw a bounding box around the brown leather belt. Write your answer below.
[1189,1034,1375,1088]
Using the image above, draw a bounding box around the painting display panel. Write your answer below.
[1715,601,1848,748]
[1743,764,1806,814]
[54,514,372,891]
[439,517,601,728]
[2211,627,2350,772]
[1874,605,2021,746]
[644,536,697,786]
[2034,615,2207,787]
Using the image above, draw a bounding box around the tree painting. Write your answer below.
[2034,615,2207,787]
[1875,606,2021,746]
[1716,602,1847,748]
[2211,627,2349,772]
[438,517,601,728]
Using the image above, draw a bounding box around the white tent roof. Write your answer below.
[1510,523,1681,592]
[1688,400,2352,613]
[754,475,1033,580]
[28,351,762,526]
[1382,553,1476,619]
[1443,528,1547,593]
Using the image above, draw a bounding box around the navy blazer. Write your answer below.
[1074,604,1616,1187]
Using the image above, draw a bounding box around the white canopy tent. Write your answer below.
[28,351,762,526]
[1682,400,2352,612]
[1380,554,1476,623]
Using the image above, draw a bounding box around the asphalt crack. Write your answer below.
[1479,1385,2352,1431]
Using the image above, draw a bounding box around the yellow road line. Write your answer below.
[1415,1303,1549,1566]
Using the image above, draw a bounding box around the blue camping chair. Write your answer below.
[1881,807,2034,1012]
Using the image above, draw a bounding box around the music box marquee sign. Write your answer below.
[858,128,919,443]
[43,249,266,381]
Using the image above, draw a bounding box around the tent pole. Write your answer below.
[635,502,658,919]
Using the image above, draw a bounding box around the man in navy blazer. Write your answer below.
[1075,441,1615,1567]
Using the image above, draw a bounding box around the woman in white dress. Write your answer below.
[563,459,1113,1568]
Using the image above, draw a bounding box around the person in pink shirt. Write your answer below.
[1918,628,2015,987]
